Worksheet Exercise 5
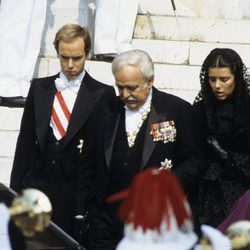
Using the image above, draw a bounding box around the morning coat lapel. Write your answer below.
[35,74,58,154]
[140,88,168,169]
[104,98,123,169]
[63,73,105,147]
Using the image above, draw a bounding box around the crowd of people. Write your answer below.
[0,15,250,250]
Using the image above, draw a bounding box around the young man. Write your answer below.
[10,24,116,236]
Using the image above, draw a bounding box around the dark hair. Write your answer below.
[194,48,250,141]
[53,24,91,56]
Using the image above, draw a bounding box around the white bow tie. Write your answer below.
[55,78,81,93]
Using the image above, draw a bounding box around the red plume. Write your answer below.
[110,168,191,232]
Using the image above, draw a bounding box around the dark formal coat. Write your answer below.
[192,100,250,230]
[10,71,116,236]
[80,87,206,250]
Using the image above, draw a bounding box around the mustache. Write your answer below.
[122,99,136,104]
[121,96,136,101]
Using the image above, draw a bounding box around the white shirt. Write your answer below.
[125,89,152,147]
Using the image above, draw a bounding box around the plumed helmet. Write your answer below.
[107,168,197,250]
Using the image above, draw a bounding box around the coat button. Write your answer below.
[55,141,60,146]
[52,160,56,165]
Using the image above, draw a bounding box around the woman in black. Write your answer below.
[192,48,250,230]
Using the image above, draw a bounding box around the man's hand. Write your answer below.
[72,211,89,247]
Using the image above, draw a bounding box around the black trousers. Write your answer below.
[87,199,123,250]
[22,168,75,236]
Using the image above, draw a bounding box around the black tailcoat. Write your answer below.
[81,87,206,249]
[92,87,206,200]
[10,72,116,235]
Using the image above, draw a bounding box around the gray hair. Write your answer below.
[112,50,154,82]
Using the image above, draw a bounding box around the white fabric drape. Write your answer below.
[0,203,12,250]
[94,0,138,55]
[0,0,47,97]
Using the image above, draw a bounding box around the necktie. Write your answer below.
[51,91,71,139]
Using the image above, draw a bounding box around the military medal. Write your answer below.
[150,123,160,142]
[150,120,176,143]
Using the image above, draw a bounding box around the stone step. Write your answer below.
[134,15,250,45]
[0,107,23,186]
[0,158,13,186]
[138,0,250,19]
[132,39,250,67]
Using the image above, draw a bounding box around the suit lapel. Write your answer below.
[104,99,122,169]
[63,75,104,147]
[140,88,168,169]
[140,105,158,169]
[35,75,58,154]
